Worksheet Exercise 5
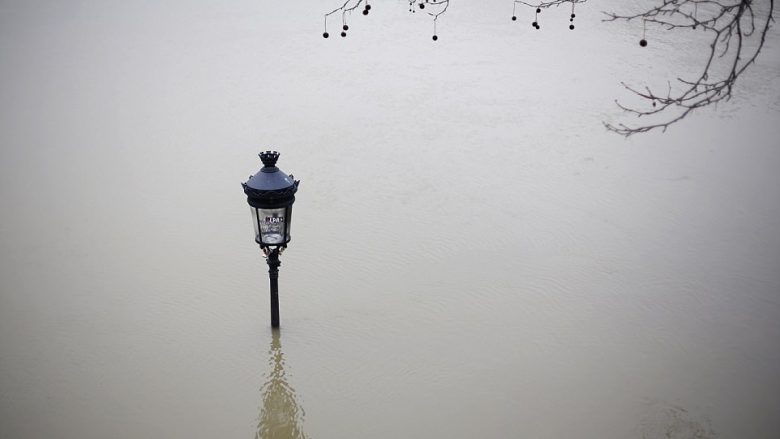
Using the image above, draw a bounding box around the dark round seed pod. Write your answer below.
[571,13,575,18]
[341,31,347,37]
[639,39,647,47]
[323,32,329,38]
[569,24,574,30]
[363,9,368,15]
[432,34,438,41]
[419,3,425,9]
[512,16,517,21]
[365,4,371,10]
[536,8,541,13]
[343,24,349,31]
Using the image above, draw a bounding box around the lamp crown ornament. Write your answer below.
[260,151,280,168]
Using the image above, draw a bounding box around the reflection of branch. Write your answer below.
[603,0,775,136]
[256,330,307,439]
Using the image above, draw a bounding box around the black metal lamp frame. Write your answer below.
[242,151,300,328]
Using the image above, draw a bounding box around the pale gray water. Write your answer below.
[1,1,779,438]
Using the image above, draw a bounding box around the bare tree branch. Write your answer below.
[321,0,775,137]
[515,0,586,6]
[323,0,367,38]
[323,0,450,40]
[512,0,587,29]
[603,0,774,136]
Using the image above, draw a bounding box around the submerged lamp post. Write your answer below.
[242,151,300,328]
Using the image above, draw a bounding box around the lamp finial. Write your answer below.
[259,151,280,168]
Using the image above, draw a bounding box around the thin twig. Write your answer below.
[604,0,774,136]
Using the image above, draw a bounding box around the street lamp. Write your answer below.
[242,151,300,328]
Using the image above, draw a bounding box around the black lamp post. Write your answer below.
[242,151,300,328]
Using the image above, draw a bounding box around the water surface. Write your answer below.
[1,1,779,438]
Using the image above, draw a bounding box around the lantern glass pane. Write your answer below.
[258,207,287,245]
[284,206,293,241]
[250,207,260,242]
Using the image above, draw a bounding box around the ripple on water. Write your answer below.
[639,400,716,439]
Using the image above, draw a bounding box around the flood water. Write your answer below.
[1,1,779,438]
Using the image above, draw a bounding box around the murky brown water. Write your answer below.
[1,1,779,438]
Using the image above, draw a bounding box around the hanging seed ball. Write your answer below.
[343,24,349,31]
[512,16,517,21]
[341,31,347,37]
[363,9,368,15]
[432,34,438,41]
[569,24,574,30]
[571,13,575,18]
[639,39,647,47]
[537,8,542,13]
[323,32,329,38]
[366,4,371,10]
[532,21,537,27]
[419,3,425,9]
[570,18,574,21]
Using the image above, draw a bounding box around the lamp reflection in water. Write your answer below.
[255,330,308,439]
